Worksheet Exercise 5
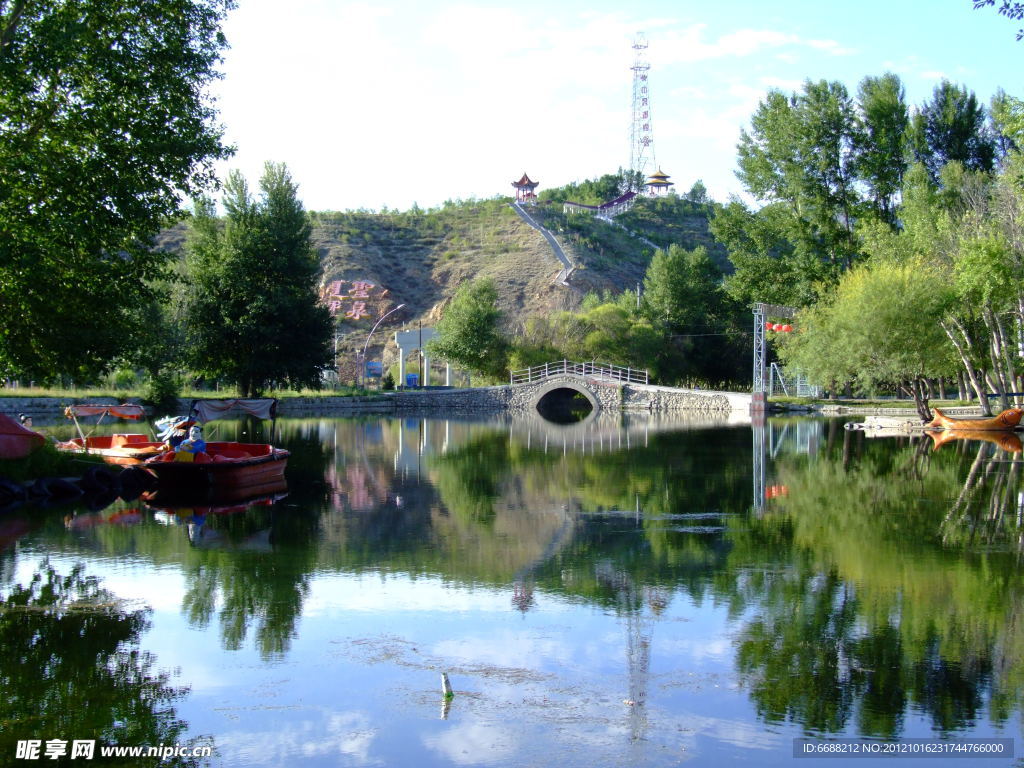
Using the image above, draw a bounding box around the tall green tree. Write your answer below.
[184,162,334,396]
[640,244,747,386]
[909,80,996,183]
[735,80,861,271]
[778,258,953,420]
[428,278,509,381]
[991,89,1024,151]
[0,0,234,381]
[856,73,910,224]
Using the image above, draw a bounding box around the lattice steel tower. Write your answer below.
[629,33,656,187]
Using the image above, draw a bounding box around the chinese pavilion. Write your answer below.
[645,168,673,197]
[512,173,539,203]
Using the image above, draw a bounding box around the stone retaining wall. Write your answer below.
[0,389,514,421]
[2,383,754,420]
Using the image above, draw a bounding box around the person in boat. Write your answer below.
[175,425,207,462]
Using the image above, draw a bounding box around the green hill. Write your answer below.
[157,187,727,373]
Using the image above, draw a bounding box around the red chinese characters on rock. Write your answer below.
[320,279,389,321]
[345,301,370,320]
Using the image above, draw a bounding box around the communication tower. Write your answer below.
[629,33,656,187]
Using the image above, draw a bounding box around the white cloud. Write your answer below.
[215,710,382,766]
[423,721,517,765]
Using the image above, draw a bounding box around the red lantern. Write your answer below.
[764,321,773,329]
[781,324,793,333]
[772,323,783,331]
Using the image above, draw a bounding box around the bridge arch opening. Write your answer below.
[534,386,596,424]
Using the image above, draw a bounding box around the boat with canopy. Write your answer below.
[55,404,166,464]
[141,398,289,494]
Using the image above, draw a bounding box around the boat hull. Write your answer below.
[925,407,1023,431]
[143,442,289,495]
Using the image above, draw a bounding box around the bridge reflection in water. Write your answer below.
[389,411,826,517]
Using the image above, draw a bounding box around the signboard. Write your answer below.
[365,361,383,378]
[319,279,392,321]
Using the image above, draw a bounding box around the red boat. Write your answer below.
[0,413,45,459]
[140,398,288,495]
[144,440,289,493]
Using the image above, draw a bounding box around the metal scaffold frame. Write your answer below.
[752,303,795,394]
[629,33,655,184]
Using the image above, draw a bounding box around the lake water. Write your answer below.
[2,413,1023,767]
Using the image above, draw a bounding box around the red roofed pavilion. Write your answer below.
[512,173,539,203]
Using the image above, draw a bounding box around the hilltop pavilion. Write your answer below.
[645,168,673,197]
[512,173,539,203]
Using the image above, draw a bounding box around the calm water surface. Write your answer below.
[3,413,1024,767]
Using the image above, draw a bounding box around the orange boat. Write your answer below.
[55,404,166,465]
[925,407,1024,431]
[925,429,1023,452]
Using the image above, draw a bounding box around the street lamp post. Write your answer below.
[360,303,406,389]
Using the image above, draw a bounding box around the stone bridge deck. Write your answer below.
[382,373,752,415]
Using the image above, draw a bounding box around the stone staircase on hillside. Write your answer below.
[509,202,575,285]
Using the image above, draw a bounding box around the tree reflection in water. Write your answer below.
[735,426,1024,738]
[0,562,209,765]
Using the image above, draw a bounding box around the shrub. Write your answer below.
[142,369,182,413]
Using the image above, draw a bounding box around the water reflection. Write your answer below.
[7,412,1024,764]
[0,562,209,765]
[742,421,1024,737]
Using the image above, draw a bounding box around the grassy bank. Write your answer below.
[0,385,376,401]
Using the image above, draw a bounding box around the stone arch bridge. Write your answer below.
[387,361,752,415]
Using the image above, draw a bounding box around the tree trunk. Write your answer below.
[983,306,1011,412]
[993,309,1020,406]
[957,370,968,401]
[912,377,933,423]
[941,318,992,415]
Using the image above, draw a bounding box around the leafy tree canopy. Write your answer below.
[428,278,509,381]
[973,0,1024,39]
[0,0,234,381]
[183,162,334,396]
[909,80,996,183]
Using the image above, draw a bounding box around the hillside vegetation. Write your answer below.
[151,181,726,382]
[301,190,723,366]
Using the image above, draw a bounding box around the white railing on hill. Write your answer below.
[510,360,649,386]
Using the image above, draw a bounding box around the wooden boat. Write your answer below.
[925,407,1024,431]
[55,404,166,465]
[143,441,289,494]
[926,428,1023,453]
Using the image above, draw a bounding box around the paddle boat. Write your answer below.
[140,398,289,495]
[0,412,45,459]
[925,407,1024,431]
[55,404,166,465]
[925,428,1023,452]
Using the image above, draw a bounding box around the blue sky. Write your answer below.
[211,0,1019,212]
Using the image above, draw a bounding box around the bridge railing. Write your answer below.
[509,360,649,386]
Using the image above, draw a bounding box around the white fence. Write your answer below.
[510,360,649,386]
